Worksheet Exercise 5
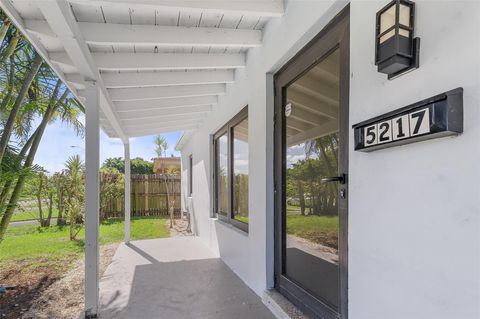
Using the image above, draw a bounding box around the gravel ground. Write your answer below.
[21,244,118,319]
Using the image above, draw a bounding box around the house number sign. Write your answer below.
[353,88,463,152]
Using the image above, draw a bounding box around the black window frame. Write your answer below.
[188,154,193,197]
[213,106,249,233]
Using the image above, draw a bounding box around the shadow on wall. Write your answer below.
[100,247,274,319]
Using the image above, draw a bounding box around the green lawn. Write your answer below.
[0,216,170,261]
[10,208,60,222]
[286,211,339,249]
[234,215,249,224]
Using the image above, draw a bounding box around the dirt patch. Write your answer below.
[167,217,193,237]
[0,256,77,319]
[21,244,118,319]
[0,244,118,319]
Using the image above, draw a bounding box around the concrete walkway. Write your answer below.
[99,237,275,319]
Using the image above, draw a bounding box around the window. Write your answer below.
[188,154,193,197]
[213,107,249,232]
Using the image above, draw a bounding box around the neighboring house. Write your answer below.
[152,156,181,175]
[5,1,479,319]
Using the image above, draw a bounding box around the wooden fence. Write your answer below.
[101,174,181,219]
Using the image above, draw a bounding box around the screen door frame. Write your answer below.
[273,6,350,319]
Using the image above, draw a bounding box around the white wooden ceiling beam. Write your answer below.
[122,113,208,126]
[68,0,284,17]
[287,121,339,147]
[108,84,225,101]
[102,70,234,89]
[50,52,245,71]
[126,124,199,137]
[287,90,338,119]
[25,20,262,48]
[123,118,202,130]
[119,106,211,120]
[37,0,127,142]
[115,96,217,112]
[291,79,339,107]
[122,112,207,123]
[94,53,245,71]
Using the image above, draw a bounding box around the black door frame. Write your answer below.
[273,5,350,319]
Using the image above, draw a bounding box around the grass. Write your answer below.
[0,216,170,262]
[10,208,60,222]
[286,209,339,249]
[234,215,249,224]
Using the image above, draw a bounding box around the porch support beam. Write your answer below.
[123,112,208,126]
[84,83,100,318]
[50,52,246,71]
[102,70,234,89]
[25,20,262,48]
[115,95,217,112]
[126,124,199,137]
[124,141,131,243]
[107,84,225,101]
[118,105,211,120]
[68,0,285,17]
[37,0,127,142]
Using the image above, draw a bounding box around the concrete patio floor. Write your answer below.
[98,237,276,319]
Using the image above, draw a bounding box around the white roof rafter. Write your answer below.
[50,52,246,71]
[25,20,263,48]
[2,0,282,137]
[36,0,127,142]
[68,0,284,17]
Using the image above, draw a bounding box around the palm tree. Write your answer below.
[0,79,82,241]
[64,154,85,240]
[154,135,176,227]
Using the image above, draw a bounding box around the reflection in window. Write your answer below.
[213,107,249,232]
[233,118,249,224]
[284,48,340,308]
[217,134,228,216]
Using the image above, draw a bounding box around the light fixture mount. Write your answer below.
[375,0,420,79]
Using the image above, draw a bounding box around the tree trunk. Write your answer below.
[0,80,64,242]
[0,19,11,47]
[56,185,65,226]
[45,191,53,227]
[0,53,43,165]
[0,32,20,64]
[0,55,15,112]
[37,173,45,226]
[317,139,337,214]
[298,180,306,215]
[0,129,37,216]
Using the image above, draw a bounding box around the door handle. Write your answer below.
[321,173,346,184]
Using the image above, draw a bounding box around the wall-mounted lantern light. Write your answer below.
[375,0,420,79]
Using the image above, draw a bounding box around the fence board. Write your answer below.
[101,174,181,219]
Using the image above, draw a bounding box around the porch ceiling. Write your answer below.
[1,0,284,141]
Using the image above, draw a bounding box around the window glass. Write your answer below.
[217,134,228,216]
[233,118,249,224]
[284,48,340,308]
[213,107,249,232]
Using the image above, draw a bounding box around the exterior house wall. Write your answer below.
[178,1,480,318]
[349,2,479,318]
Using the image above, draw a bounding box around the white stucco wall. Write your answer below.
[349,2,480,318]
[178,1,480,318]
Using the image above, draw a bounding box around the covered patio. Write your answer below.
[0,0,284,317]
[98,237,275,319]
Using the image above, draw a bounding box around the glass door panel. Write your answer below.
[284,48,340,309]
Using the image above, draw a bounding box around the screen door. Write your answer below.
[274,7,349,319]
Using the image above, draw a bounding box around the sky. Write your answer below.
[32,115,182,173]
